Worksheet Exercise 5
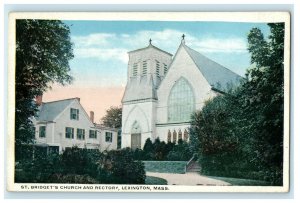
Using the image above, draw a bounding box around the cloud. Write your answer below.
[74,48,128,63]
[71,29,247,63]
[191,37,247,53]
[72,33,117,47]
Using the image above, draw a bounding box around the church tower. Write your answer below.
[121,39,173,149]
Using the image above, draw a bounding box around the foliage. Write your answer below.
[133,138,192,161]
[101,106,122,129]
[15,147,146,184]
[15,20,74,160]
[189,23,284,185]
[105,148,146,184]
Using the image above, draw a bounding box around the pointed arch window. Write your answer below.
[132,63,138,77]
[173,130,177,143]
[142,61,147,76]
[184,129,189,142]
[167,130,171,142]
[163,63,168,75]
[178,129,182,141]
[168,78,195,122]
[156,60,160,76]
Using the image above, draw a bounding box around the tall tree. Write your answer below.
[243,23,284,178]
[190,23,285,185]
[101,106,122,129]
[15,20,74,155]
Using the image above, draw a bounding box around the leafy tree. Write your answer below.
[189,23,285,185]
[101,106,122,129]
[242,23,284,184]
[15,20,74,159]
[143,138,154,160]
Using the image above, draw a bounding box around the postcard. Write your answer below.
[7,12,290,192]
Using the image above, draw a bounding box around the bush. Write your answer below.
[105,148,146,184]
[15,146,146,184]
[135,138,192,161]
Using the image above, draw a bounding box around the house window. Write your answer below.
[156,60,160,76]
[142,61,147,76]
[70,108,79,120]
[168,78,195,122]
[65,127,74,139]
[77,128,85,140]
[39,126,46,138]
[105,132,113,143]
[132,63,138,76]
[89,130,97,139]
[164,63,168,75]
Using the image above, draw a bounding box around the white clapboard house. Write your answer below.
[32,96,118,153]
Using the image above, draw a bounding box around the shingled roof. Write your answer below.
[36,98,78,122]
[183,44,243,92]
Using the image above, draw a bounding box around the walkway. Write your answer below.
[146,172,231,186]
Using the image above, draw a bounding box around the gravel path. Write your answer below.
[146,172,231,186]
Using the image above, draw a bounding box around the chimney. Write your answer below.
[90,111,94,123]
[36,95,43,106]
[75,97,80,103]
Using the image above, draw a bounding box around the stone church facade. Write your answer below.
[121,37,242,149]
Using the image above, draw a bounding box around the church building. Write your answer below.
[121,36,242,149]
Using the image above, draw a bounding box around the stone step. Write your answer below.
[186,160,201,173]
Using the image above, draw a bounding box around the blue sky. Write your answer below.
[63,20,270,87]
[44,20,271,121]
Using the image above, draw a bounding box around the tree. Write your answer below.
[101,106,122,129]
[15,20,74,158]
[242,23,284,184]
[189,23,285,185]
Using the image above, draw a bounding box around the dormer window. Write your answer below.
[70,108,79,120]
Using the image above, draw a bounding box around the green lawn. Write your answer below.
[143,161,187,174]
[207,176,270,186]
[145,176,168,185]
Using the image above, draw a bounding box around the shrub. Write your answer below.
[15,146,146,184]
[106,148,146,184]
[137,138,192,161]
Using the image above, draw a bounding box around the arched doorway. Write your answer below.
[131,121,141,150]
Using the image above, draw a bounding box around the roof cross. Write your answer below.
[149,38,152,45]
[182,34,185,40]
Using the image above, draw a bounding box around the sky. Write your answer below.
[43,20,270,122]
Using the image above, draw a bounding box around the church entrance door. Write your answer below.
[131,133,141,150]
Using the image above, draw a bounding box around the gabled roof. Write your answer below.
[128,43,173,56]
[36,98,78,122]
[183,44,243,92]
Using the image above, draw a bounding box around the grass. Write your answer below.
[145,176,168,185]
[206,176,270,186]
[143,161,187,174]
